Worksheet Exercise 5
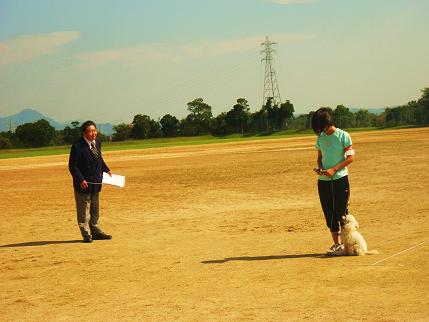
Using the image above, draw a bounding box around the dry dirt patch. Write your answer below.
[1,128,428,321]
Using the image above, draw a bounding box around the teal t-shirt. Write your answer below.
[315,128,352,181]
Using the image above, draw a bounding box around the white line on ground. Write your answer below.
[371,239,429,266]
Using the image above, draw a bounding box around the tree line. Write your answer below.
[1,88,428,149]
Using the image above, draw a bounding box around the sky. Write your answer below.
[0,0,428,124]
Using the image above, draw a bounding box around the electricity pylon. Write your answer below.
[8,118,14,132]
[261,36,282,107]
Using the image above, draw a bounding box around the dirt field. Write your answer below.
[1,128,428,321]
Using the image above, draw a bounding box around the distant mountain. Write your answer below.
[0,108,114,135]
[0,108,64,131]
[97,123,114,136]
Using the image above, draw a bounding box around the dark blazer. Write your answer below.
[68,137,110,193]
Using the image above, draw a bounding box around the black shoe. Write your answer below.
[83,235,93,243]
[92,232,112,240]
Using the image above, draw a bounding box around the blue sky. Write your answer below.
[1,0,428,124]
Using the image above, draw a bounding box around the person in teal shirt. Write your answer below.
[312,108,355,255]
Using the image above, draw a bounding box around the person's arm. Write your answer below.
[68,144,88,189]
[325,145,354,177]
[315,150,325,175]
[102,159,111,176]
[98,142,111,176]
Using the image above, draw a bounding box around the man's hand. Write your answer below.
[80,180,88,189]
[107,171,112,177]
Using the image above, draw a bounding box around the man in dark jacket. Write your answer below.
[69,120,112,243]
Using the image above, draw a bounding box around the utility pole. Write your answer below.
[261,36,282,107]
[8,118,14,133]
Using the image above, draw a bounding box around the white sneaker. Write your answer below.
[327,244,344,256]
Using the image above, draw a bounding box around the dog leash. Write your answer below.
[330,176,336,233]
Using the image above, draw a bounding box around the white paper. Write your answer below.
[102,172,125,188]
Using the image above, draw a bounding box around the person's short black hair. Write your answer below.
[311,108,333,135]
[80,120,97,133]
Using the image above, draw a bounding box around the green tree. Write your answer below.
[264,97,277,130]
[259,98,295,131]
[160,114,180,137]
[180,116,198,137]
[149,119,161,138]
[354,109,371,128]
[416,87,429,124]
[333,105,355,128]
[131,114,151,139]
[112,123,131,141]
[288,114,308,130]
[307,111,315,129]
[211,112,229,135]
[225,98,250,134]
[62,121,81,144]
[186,98,213,135]
[278,100,295,129]
[376,111,387,127]
[249,109,268,132]
[385,106,413,126]
[15,119,55,147]
[0,135,12,149]
[291,111,315,130]
[236,98,249,109]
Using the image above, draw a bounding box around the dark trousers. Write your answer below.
[317,176,350,233]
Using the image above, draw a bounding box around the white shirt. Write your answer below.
[83,137,96,148]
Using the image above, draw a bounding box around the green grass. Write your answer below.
[0,146,71,159]
[0,130,315,159]
[0,126,413,159]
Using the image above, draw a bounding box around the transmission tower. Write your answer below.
[260,36,282,107]
[8,118,14,132]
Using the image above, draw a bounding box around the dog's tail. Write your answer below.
[365,249,379,255]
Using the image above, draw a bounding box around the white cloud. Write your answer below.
[74,44,180,70]
[75,32,315,70]
[0,31,80,65]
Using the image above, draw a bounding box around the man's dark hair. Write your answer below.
[81,120,97,134]
[311,108,333,135]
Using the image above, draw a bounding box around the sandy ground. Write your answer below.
[0,128,428,321]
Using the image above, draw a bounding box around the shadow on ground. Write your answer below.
[1,240,82,248]
[201,253,328,264]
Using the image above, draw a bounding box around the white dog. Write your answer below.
[340,214,378,256]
